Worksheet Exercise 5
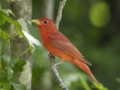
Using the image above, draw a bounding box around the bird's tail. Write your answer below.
[74,59,100,86]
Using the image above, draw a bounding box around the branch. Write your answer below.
[55,0,67,29]
[49,0,68,90]
[49,53,68,90]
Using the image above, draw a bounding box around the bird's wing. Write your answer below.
[49,31,91,65]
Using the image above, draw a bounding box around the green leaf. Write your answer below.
[0,14,6,26]
[6,67,13,80]
[0,42,2,56]
[13,59,26,73]
[0,75,11,90]
[79,74,91,90]
[10,58,19,67]
[0,9,15,17]
[0,8,14,27]
[116,78,120,84]
[3,81,11,90]
[0,74,7,82]
[91,82,108,90]
[0,13,29,47]
[0,4,1,9]
[17,59,26,68]
[0,12,23,38]
[2,55,10,65]
[0,29,10,39]
[32,47,43,66]
[1,14,22,32]
[0,29,10,45]
[0,10,27,45]
[89,2,110,27]
[26,22,44,66]
[10,81,26,90]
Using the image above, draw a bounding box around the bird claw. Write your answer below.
[51,64,58,71]
[51,62,63,71]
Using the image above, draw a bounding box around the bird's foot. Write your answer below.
[51,64,58,70]
[51,62,63,70]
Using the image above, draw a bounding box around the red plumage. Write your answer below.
[31,18,99,86]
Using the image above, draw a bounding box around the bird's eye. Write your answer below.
[43,20,48,24]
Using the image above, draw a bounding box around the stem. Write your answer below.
[18,47,30,58]
[0,31,7,77]
[4,33,19,42]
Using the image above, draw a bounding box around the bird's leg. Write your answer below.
[51,58,65,70]
[55,58,65,66]
[61,58,65,62]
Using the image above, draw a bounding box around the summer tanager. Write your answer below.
[31,18,99,86]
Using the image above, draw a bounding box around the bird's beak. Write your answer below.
[31,19,41,25]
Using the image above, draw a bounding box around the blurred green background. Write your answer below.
[32,0,120,90]
[0,0,120,90]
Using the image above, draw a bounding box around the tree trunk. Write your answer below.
[42,0,54,20]
[10,0,32,90]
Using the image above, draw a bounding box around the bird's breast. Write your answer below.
[42,35,72,61]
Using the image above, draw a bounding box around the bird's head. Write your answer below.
[31,18,57,32]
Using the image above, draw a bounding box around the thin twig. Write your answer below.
[55,0,67,29]
[49,54,68,90]
[18,47,31,58]
[49,0,68,90]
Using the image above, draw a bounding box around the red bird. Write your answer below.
[31,18,99,86]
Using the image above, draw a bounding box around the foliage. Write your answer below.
[0,4,45,89]
[0,7,26,90]
[89,2,111,27]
